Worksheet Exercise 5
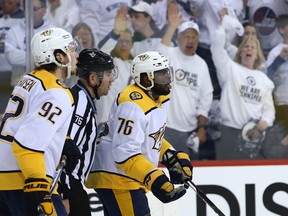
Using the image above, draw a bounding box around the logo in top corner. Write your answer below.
[40,29,53,36]
[130,91,143,100]
[89,52,96,58]
[138,54,150,61]
[56,79,68,88]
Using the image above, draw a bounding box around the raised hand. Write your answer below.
[114,6,128,35]
[167,2,182,29]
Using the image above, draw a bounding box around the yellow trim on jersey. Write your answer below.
[30,69,74,105]
[85,171,147,191]
[0,172,25,190]
[12,140,47,180]
[117,154,157,183]
[113,189,135,216]
[0,169,55,190]
[85,154,156,191]
[159,138,172,159]
[117,84,169,113]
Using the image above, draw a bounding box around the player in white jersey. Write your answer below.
[60,48,115,216]
[0,27,79,216]
[85,51,193,215]
[211,24,275,159]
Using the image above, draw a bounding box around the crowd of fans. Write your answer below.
[1,0,288,160]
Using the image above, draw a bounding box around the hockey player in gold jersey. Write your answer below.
[0,28,80,216]
[86,51,193,215]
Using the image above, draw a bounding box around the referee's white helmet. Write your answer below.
[130,51,170,90]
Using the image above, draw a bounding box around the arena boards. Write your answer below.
[85,159,288,216]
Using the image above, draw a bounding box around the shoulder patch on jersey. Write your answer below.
[117,84,170,114]
[129,91,143,100]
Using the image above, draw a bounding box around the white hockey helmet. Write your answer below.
[130,51,170,90]
[31,28,80,78]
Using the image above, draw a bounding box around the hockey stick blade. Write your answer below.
[186,180,225,216]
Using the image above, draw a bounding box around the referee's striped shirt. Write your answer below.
[67,80,98,182]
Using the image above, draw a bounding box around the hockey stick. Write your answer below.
[38,155,67,216]
[186,180,225,216]
[50,155,67,194]
[96,122,109,144]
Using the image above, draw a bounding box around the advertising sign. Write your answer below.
[85,160,288,216]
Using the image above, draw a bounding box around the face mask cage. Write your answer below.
[111,65,119,80]
[65,39,82,54]
[153,66,173,85]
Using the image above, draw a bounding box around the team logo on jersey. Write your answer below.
[138,54,150,61]
[246,76,256,86]
[56,79,68,88]
[149,124,166,151]
[130,91,143,100]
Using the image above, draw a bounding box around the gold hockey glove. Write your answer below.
[161,149,193,184]
[144,169,186,203]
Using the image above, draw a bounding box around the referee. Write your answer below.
[61,48,115,216]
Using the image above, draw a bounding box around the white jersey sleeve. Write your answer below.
[211,25,234,86]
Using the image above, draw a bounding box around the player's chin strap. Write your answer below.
[53,53,72,79]
[63,53,72,79]
[93,86,100,100]
[147,79,171,103]
[142,80,158,103]
[147,90,157,103]
[89,72,104,100]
